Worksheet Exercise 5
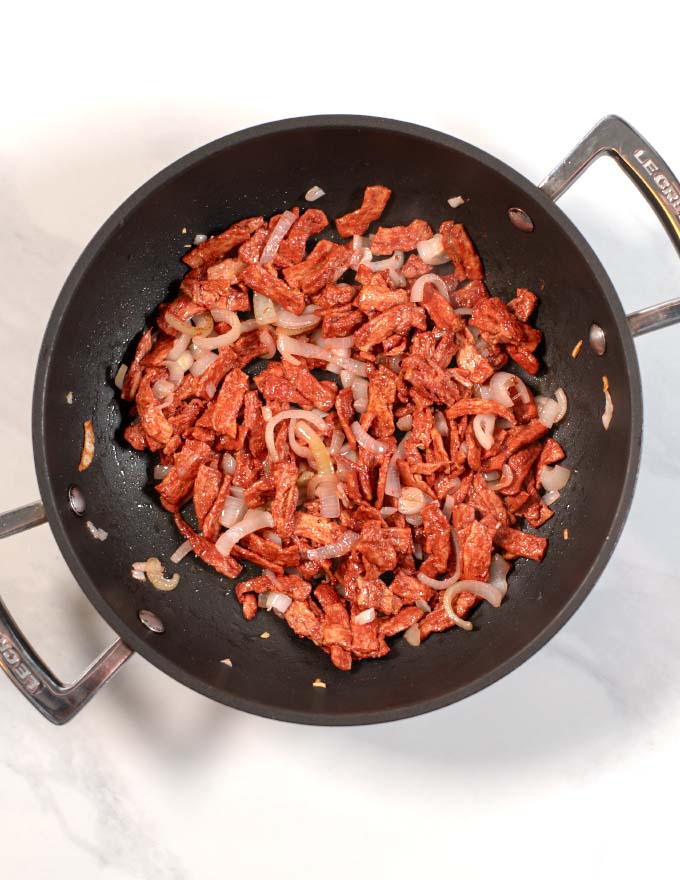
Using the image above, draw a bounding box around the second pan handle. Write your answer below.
[539,114,680,336]
[0,503,133,724]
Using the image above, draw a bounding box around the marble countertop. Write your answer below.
[2,5,680,877]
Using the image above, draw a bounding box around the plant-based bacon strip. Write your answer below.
[119,189,570,672]
[335,185,392,237]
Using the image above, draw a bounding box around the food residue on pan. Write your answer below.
[130,558,180,590]
[447,195,465,208]
[571,339,583,359]
[78,419,95,471]
[221,658,233,667]
[312,678,327,689]
[181,227,187,234]
[260,631,270,639]
[85,520,108,541]
[66,391,74,405]
[602,375,613,430]
[305,185,325,202]
[563,528,569,540]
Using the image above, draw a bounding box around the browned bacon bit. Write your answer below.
[173,512,242,578]
[282,240,352,295]
[423,289,465,332]
[271,461,298,539]
[274,209,328,268]
[439,221,484,281]
[198,368,249,437]
[402,354,460,406]
[321,308,365,339]
[356,273,408,314]
[136,373,174,446]
[370,220,434,255]
[240,263,306,315]
[182,216,265,269]
[156,439,214,511]
[121,328,154,401]
[507,287,538,322]
[119,190,568,672]
[335,185,392,238]
[493,526,547,562]
[78,419,95,472]
[192,464,222,529]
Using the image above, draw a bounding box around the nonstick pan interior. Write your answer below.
[32,116,641,724]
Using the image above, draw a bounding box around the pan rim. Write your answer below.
[31,114,643,725]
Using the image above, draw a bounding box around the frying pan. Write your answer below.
[2,115,679,726]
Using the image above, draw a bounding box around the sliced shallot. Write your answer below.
[260,210,296,265]
[305,186,325,202]
[351,422,389,455]
[145,557,180,592]
[442,590,474,630]
[353,608,376,625]
[539,463,571,492]
[444,579,503,611]
[472,413,496,450]
[416,233,449,265]
[220,494,248,528]
[307,530,360,560]
[403,623,421,647]
[264,409,328,462]
[192,312,241,349]
[410,272,450,303]
[215,509,274,558]
[170,540,192,564]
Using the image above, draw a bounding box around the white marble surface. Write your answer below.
[2,4,680,877]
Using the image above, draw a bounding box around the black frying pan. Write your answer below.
[2,115,679,726]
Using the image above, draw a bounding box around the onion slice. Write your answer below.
[220,494,248,528]
[114,364,128,390]
[78,419,95,472]
[215,509,274,557]
[189,351,217,376]
[539,463,571,492]
[472,413,496,450]
[416,233,449,266]
[442,590,474,631]
[276,308,320,333]
[192,312,241,349]
[170,540,192,564]
[397,487,429,516]
[260,210,296,265]
[264,409,328,462]
[353,608,376,625]
[307,530,360,560]
[276,334,367,376]
[384,452,401,498]
[410,273,450,303]
[305,186,325,202]
[602,377,613,430]
[351,422,389,454]
[146,557,180,591]
[404,623,421,647]
[443,578,504,611]
[488,553,511,597]
[487,371,531,407]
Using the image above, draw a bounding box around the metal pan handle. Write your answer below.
[0,503,133,724]
[539,115,680,336]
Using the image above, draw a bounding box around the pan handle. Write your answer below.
[539,115,680,336]
[0,502,133,724]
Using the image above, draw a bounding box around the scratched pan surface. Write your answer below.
[32,116,641,724]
